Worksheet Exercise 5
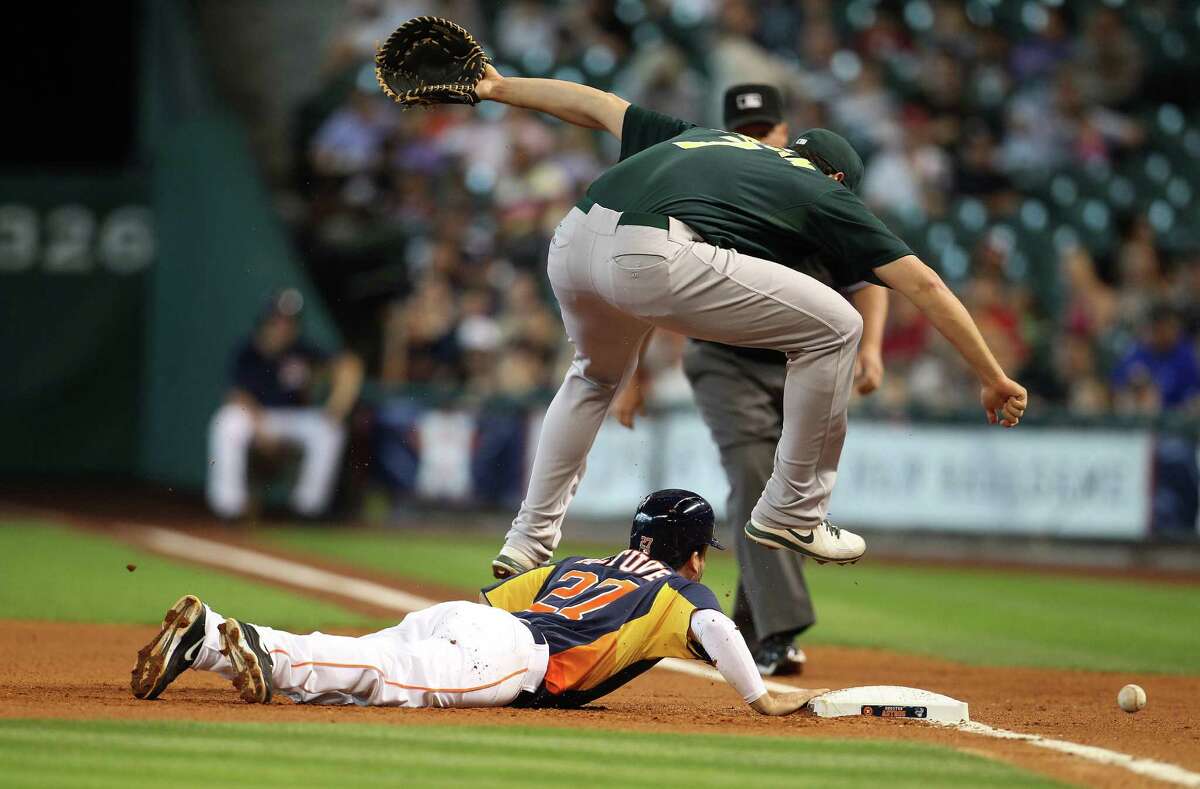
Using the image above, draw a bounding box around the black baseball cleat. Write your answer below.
[131,594,207,700]
[219,619,275,703]
[753,635,807,677]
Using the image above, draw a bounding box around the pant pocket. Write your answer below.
[608,253,671,316]
[611,252,667,271]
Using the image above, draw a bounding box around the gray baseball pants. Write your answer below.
[504,202,862,563]
[682,341,815,645]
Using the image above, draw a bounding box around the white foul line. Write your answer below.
[134,525,1200,788]
[138,527,432,613]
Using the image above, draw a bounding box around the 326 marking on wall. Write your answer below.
[0,204,156,274]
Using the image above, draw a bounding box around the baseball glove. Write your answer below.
[375,16,490,107]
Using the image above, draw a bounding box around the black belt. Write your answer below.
[575,196,669,231]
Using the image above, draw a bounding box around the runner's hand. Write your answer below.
[750,688,829,716]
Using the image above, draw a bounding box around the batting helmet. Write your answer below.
[629,489,724,569]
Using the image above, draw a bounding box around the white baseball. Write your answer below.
[1117,684,1146,713]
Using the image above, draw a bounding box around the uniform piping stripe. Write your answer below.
[269,648,527,694]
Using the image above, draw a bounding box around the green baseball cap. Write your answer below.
[790,129,864,194]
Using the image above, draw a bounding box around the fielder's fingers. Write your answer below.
[985,408,997,425]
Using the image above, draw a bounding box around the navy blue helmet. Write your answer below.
[629,489,723,569]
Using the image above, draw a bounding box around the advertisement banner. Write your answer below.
[569,417,1152,539]
[829,423,1152,539]
[378,405,1154,541]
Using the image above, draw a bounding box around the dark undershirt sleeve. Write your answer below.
[619,105,698,161]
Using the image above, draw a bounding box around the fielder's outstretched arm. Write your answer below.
[874,255,1027,426]
[475,64,629,139]
[690,609,828,716]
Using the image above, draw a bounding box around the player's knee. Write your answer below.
[569,357,624,392]
[211,403,254,442]
[832,300,863,347]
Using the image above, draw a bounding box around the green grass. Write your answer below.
[0,521,386,631]
[0,719,1065,788]
[264,527,615,591]
[262,527,1200,675]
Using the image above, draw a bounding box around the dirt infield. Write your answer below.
[4,499,1198,787]
[3,620,1196,788]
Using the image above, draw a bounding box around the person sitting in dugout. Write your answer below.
[131,489,827,716]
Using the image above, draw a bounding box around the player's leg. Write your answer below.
[727,440,815,666]
[500,208,652,571]
[626,223,864,561]
[262,408,347,516]
[682,342,815,669]
[206,403,256,518]
[250,602,541,707]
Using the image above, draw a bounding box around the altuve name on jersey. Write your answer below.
[575,550,673,582]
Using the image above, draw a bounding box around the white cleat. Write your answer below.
[744,518,866,565]
[491,545,542,579]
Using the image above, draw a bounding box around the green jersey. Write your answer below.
[586,105,912,289]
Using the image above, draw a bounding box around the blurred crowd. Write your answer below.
[285,0,1200,420]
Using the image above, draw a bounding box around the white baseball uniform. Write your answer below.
[206,403,345,518]
[192,601,548,708]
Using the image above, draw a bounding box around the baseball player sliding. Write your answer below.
[132,490,826,715]
[479,63,1027,578]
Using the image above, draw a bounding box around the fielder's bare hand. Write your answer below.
[474,63,504,101]
[613,379,647,429]
[854,347,884,395]
[750,687,829,716]
[981,377,1027,427]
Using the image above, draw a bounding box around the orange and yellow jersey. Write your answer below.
[481,549,720,707]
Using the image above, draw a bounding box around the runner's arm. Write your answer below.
[476,64,628,139]
[689,609,827,715]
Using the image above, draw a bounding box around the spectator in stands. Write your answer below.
[207,290,364,519]
[286,1,1199,427]
[1053,332,1111,416]
[1114,212,1167,331]
[831,60,898,149]
[310,90,394,178]
[965,239,1030,378]
[955,122,1019,216]
[861,110,951,219]
[380,274,460,385]
[1112,304,1200,414]
[1009,5,1073,85]
[1169,248,1200,338]
[1075,6,1144,108]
